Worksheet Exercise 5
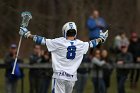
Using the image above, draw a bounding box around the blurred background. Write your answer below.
[0,0,140,93]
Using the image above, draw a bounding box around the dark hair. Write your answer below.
[120,32,125,35]
[33,44,41,49]
[44,50,49,55]
[66,29,76,37]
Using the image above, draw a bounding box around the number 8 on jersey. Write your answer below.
[66,46,76,59]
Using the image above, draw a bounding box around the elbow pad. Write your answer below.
[89,39,99,48]
[33,35,46,45]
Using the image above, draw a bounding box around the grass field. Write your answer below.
[0,69,140,93]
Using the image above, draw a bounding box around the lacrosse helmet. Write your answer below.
[62,22,77,38]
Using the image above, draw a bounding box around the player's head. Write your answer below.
[9,44,17,54]
[92,10,99,18]
[62,22,77,38]
[33,44,41,54]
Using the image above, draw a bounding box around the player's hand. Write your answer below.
[99,30,108,43]
[19,27,31,38]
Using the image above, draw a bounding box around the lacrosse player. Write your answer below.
[19,22,108,93]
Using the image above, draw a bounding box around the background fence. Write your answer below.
[0,62,140,93]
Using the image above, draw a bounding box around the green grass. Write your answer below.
[0,69,140,93]
[84,70,140,93]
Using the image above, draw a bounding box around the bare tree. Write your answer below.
[0,0,139,57]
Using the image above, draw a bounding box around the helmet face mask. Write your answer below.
[62,22,77,38]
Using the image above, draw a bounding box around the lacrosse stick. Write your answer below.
[11,11,32,74]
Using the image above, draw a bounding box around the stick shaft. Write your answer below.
[11,36,23,74]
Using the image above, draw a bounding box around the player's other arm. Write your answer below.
[19,27,46,45]
[89,30,108,48]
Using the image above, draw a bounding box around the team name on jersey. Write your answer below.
[55,71,74,78]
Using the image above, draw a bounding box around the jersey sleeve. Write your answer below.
[45,39,58,52]
[82,42,89,54]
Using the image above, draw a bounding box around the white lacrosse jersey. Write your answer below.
[45,37,89,81]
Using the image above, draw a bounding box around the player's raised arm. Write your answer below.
[19,27,46,45]
[89,30,108,48]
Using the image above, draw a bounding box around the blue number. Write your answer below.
[66,46,76,59]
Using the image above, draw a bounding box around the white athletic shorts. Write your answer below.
[52,78,75,93]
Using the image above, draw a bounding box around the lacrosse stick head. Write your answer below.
[21,11,32,27]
